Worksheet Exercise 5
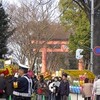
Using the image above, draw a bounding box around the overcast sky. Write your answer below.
[3,0,60,22]
[3,0,60,64]
[3,0,59,5]
[3,0,20,4]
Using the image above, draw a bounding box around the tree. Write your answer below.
[59,0,100,75]
[0,2,12,59]
[59,0,90,69]
[7,0,68,71]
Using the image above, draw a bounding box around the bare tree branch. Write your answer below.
[94,1,100,11]
[6,0,67,70]
[73,0,90,15]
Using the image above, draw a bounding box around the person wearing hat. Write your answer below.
[93,75,100,100]
[12,63,33,100]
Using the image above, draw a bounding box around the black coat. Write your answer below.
[59,80,70,96]
[0,76,6,90]
[5,76,13,96]
[12,75,32,93]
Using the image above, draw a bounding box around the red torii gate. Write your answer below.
[32,40,84,73]
[40,40,69,73]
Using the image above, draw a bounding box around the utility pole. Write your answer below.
[90,0,94,72]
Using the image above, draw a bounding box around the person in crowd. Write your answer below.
[32,75,38,93]
[47,80,52,100]
[12,63,33,100]
[58,73,70,100]
[54,77,60,100]
[27,70,35,93]
[82,78,93,100]
[93,75,100,100]
[91,76,98,100]
[37,75,49,100]
[0,73,6,98]
[58,77,62,82]
[49,79,56,100]
[54,77,60,88]
[5,75,13,100]
[47,79,52,86]
[27,70,34,78]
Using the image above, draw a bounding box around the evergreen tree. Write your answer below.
[59,0,90,69]
[0,2,12,58]
[59,0,100,75]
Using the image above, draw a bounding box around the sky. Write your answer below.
[3,0,60,22]
[3,0,60,64]
[3,0,20,4]
[3,0,59,5]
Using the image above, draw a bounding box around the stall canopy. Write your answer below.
[60,69,95,79]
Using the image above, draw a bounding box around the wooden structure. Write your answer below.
[32,40,69,73]
[32,27,84,73]
[32,39,84,73]
[40,41,69,73]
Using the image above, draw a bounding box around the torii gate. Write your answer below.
[40,40,69,73]
[32,40,84,73]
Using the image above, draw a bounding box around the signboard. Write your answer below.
[76,49,83,59]
[93,46,100,56]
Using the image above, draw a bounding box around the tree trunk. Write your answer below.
[93,9,100,75]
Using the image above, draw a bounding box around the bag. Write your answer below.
[37,88,43,94]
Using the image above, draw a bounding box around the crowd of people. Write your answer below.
[35,73,70,100]
[0,63,100,100]
[0,63,70,100]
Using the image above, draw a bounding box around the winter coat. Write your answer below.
[5,76,13,96]
[93,79,100,95]
[0,76,6,94]
[37,81,49,96]
[82,83,93,97]
[58,80,70,96]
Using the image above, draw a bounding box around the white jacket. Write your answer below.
[93,79,100,95]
